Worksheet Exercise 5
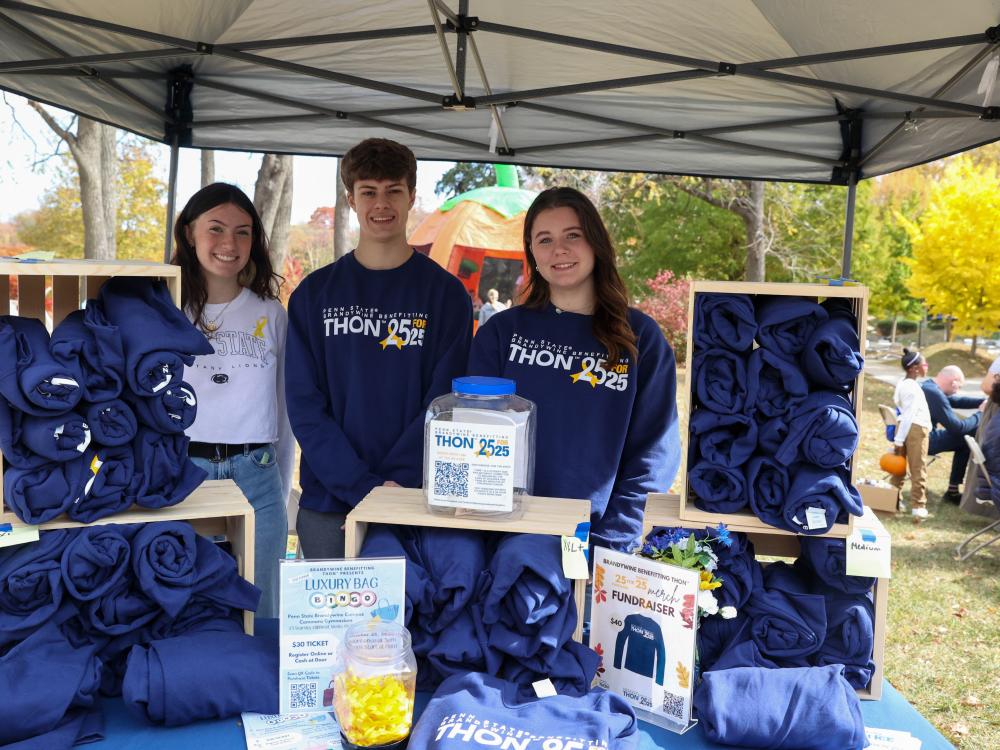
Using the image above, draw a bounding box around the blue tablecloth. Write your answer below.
[89,620,955,750]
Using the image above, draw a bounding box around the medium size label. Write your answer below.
[846,524,892,579]
[427,422,516,512]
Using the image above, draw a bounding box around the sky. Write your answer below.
[0,92,455,226]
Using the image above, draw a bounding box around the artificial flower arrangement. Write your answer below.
[638,523,739,620]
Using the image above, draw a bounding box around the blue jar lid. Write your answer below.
[452,376,516,396]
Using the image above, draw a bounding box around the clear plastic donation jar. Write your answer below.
[331,621,417,750]
[424,376,536,519]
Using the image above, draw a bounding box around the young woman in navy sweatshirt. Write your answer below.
[468,187,681,552]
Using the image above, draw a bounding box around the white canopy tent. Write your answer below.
[1,0,998,264]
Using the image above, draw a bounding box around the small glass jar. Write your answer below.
[331,621,417,750]
[424,376,536,519]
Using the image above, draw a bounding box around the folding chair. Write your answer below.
[955,435,1000,560]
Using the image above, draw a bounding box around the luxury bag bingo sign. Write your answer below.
[590,548,700,732]
[278,558,405,714]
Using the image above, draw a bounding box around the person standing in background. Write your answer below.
[892,349,932,520]
[478,288,507,327]
[174,182,292,618]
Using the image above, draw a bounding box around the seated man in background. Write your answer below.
[921,365,985,504]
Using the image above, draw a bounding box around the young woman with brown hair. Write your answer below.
[468,187,681,552]
[173,182,292,617]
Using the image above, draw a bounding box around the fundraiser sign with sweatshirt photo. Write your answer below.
[590,547,699,730]
[278,558,405,714]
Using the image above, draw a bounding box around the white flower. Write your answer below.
[719,606,738,620]
[704,558,718,572]
[698,589,719,616]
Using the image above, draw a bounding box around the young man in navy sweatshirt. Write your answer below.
[285,139,472,558]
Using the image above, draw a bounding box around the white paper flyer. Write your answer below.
[590,547,700,731]
[242,711,343,749]
[278,558,405,714]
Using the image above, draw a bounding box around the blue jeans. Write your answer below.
[191,444,287,619]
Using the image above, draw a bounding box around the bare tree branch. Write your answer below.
[26,100,75,147]
[2,93,38,149]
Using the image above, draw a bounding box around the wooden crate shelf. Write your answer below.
[0,479,256,634]
[680,280,870,536]
[644,493,888,700]
[0,258,181,328]
[345,486,592,642]
[1,259,182,511]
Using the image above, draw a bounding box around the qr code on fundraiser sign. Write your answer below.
[434,460,469,497]
[661,691,686,721]
[289,681,317,710]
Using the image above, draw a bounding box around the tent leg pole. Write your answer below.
[164,135,180,263]
[841,171,858,278]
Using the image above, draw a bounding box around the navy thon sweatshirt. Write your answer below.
[408,672,639,749]
[468,305,681,551]
[613,613,667,686]
[285,251,472,513]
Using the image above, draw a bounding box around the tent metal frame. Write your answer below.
[0,0,998,263]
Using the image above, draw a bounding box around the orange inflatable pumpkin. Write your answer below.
[879,452,907,477]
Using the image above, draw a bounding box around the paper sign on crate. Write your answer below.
[278,557,405,714]
[590,547,700,734]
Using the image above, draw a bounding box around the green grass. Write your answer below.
[925,348,992,380]
[858,377,1000,749]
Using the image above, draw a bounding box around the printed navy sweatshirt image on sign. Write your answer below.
[590,547,699,733]
[613,614,667,686]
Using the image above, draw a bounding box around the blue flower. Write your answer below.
[646,526,687,551]
[715,523,733,548]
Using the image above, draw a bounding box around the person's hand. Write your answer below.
[383,480,401,487]
[894,444,905,456]
[980,399,987,412]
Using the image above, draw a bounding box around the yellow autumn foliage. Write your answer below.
[901,155,1000,337]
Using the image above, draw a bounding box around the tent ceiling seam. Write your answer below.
[859,39,1000,168]
[0,8,168,123]
[193,78,490,153]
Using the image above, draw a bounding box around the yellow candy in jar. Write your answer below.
[334,669,415,747]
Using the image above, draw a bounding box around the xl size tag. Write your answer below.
[846,524,892,579]
[561,522,591,579]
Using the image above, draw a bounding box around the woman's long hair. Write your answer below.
[521,187,637,365]
[171,183,282,330]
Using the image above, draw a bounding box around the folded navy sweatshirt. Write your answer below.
[286,251,472,513]
[469,304,680,551]
[409,672,639,750]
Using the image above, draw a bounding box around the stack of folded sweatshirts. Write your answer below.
[673,528,877,692]
[0,521,267,748]
[361,527,596,696]
[0,278,212,524]
[688,293,866,534]
[646,525,873,748]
